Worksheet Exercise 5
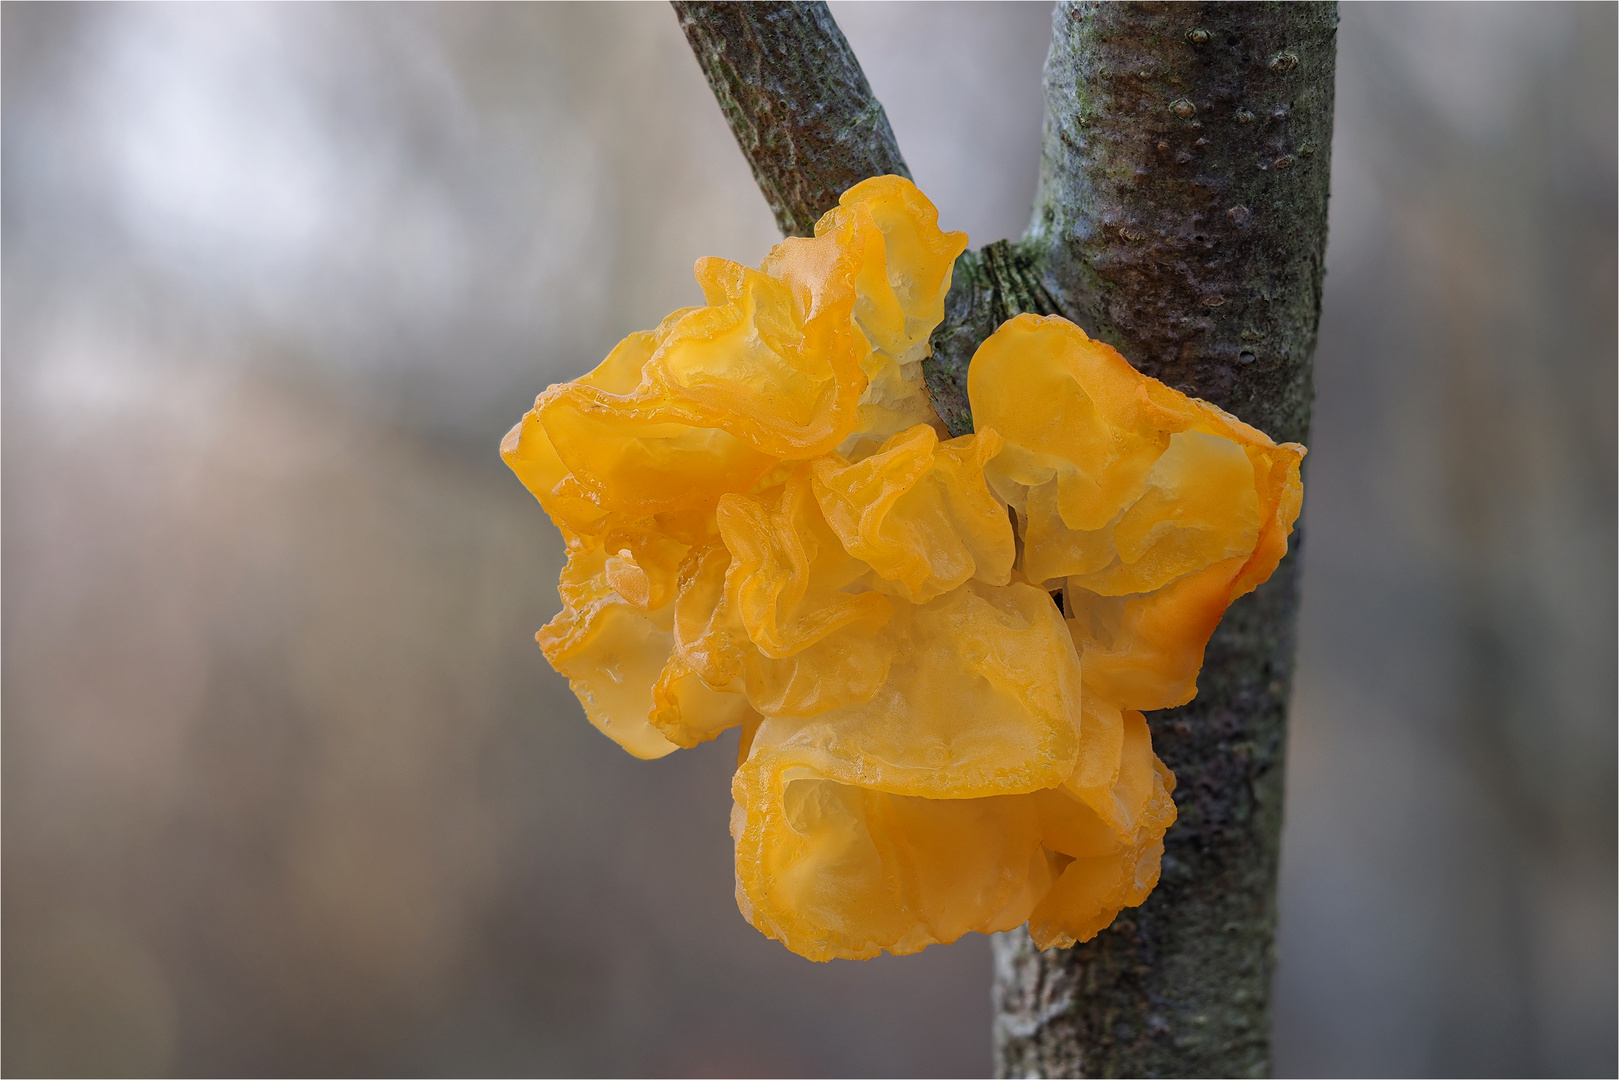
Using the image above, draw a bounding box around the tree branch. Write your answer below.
[674,3,1336,1075]
[670,1,910,238]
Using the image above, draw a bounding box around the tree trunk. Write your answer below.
[673,3,1336,1076]
[991,8,1334,1077]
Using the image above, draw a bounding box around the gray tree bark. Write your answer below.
[671,0,909,238]
[673,3,1336,1076]
[991,9,1334,1078]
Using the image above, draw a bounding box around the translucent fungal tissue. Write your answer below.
[503,176,1305,961]
[969,314,1307,716]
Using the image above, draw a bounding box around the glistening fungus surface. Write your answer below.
[503,176,1303,961]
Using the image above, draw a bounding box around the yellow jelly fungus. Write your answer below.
[811,424,1015,604]
[969,313,1306,711]
[502,177,1304,962]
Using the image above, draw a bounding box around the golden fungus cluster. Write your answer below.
[503,176,1304,961]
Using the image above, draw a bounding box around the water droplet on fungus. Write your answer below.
[1239,350,1257,364]
[1186,27,1210,44]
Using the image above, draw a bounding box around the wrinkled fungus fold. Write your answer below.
[970,314,1307,712]
[503,177,1304,961]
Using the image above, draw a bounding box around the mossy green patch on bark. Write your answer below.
[925,240,1062,437]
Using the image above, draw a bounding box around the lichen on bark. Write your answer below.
[672,3,1336,1076]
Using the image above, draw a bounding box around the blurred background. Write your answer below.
[3,2,1613,1076]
